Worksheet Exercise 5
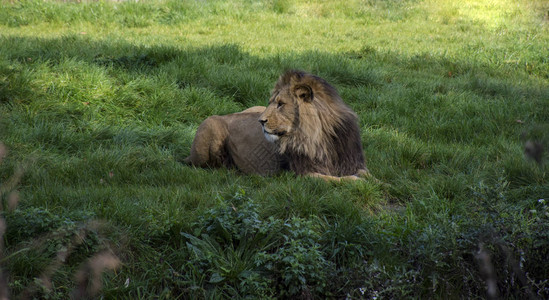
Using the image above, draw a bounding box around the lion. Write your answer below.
[185,70,370,181]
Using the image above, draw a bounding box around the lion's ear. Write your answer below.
[294,85,313,103]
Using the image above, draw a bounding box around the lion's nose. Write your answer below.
[258,118,267,126]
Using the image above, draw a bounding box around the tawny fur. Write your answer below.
[184,107,284,175]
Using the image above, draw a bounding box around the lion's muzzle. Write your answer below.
[261,127,286,143]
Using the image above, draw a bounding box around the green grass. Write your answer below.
[1,0,548,298]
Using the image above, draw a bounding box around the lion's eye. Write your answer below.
[277,102,284,108]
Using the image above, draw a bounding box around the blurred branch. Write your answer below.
[73,250,121,299]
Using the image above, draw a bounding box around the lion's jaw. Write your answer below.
[262,129,281,143]
[261,123,290,142]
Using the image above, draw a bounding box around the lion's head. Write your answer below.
[259,70,366,176]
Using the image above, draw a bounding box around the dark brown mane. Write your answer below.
[274,70,366,176]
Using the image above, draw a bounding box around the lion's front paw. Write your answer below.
[344,175,363,181]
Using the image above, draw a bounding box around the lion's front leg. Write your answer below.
[307,170,384,184]
[356,168,388,186]
[307,172,362,182]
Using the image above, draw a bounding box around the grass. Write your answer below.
[1,0,548,298]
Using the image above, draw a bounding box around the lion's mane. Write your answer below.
[260,70,367,177]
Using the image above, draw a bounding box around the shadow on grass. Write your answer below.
[1,34,547,183]
[2,34,548,104]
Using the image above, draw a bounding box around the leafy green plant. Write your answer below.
[257,217,329,299]
[181,192,280,298]
[182,193,334,299]
[351,261,420,299]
